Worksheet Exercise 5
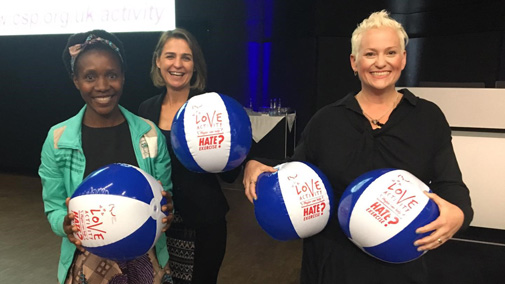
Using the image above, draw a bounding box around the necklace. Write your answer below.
[359,92,401,129]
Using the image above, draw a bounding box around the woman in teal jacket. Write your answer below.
[39,29,173,283]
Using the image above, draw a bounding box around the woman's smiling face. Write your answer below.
[156,38,195,91]
[73,48,124,122]
[351,26,406,92]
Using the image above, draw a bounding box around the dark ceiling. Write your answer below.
[313,0,505,37]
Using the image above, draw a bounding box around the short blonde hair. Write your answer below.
[151,28,207,91]
[351,10,408,58]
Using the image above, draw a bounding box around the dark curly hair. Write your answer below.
[62,29,127,77]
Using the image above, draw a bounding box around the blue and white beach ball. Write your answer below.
[68,163,167,261]
[338,168,440,263]
[254,161,334,241]
[171,92,252,173]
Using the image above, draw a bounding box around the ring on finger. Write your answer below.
[437,238,443,244]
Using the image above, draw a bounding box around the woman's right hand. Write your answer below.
[243,160,277,203]
[64,198,85,252]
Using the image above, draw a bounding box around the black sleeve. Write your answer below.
[431,137,474,231]
[137,94,162,123]
[291,109,319,164]
[429,107,474,231]
[138,100,148,118]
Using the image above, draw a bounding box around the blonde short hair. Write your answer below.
[150,28,207,91]
[351,10,408,58]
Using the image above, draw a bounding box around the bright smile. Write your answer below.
[169,71,184,76]
[371,71,391,76]
[93,95,114,104]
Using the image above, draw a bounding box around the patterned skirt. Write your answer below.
[166,213,196,284]
[65,248,173,284]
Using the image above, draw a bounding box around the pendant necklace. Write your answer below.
[360,92,401,129]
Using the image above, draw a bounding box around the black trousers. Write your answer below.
[192,218,227,284]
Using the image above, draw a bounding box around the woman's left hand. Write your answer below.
[161,190,174,232]
[413,192,464,251]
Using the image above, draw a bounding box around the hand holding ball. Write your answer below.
[338,168,440,263]
[68,163,167,261]
[254,161,334,241]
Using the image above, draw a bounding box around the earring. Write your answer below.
[354,71,358,76]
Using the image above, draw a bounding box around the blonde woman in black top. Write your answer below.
[243,10,473,284]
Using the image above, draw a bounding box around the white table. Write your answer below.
[248,112,296,159]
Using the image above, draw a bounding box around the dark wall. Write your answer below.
[1,34,81,175]
[267,0,317,139]
[415,32,504,87]
[176,1,248,101]
[316,36,361,109]
[2,0,505,175]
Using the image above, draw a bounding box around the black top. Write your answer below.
[294,88,473,283]
[81,120,138,177]
[294,89,473,226]
[138,91,240,227]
